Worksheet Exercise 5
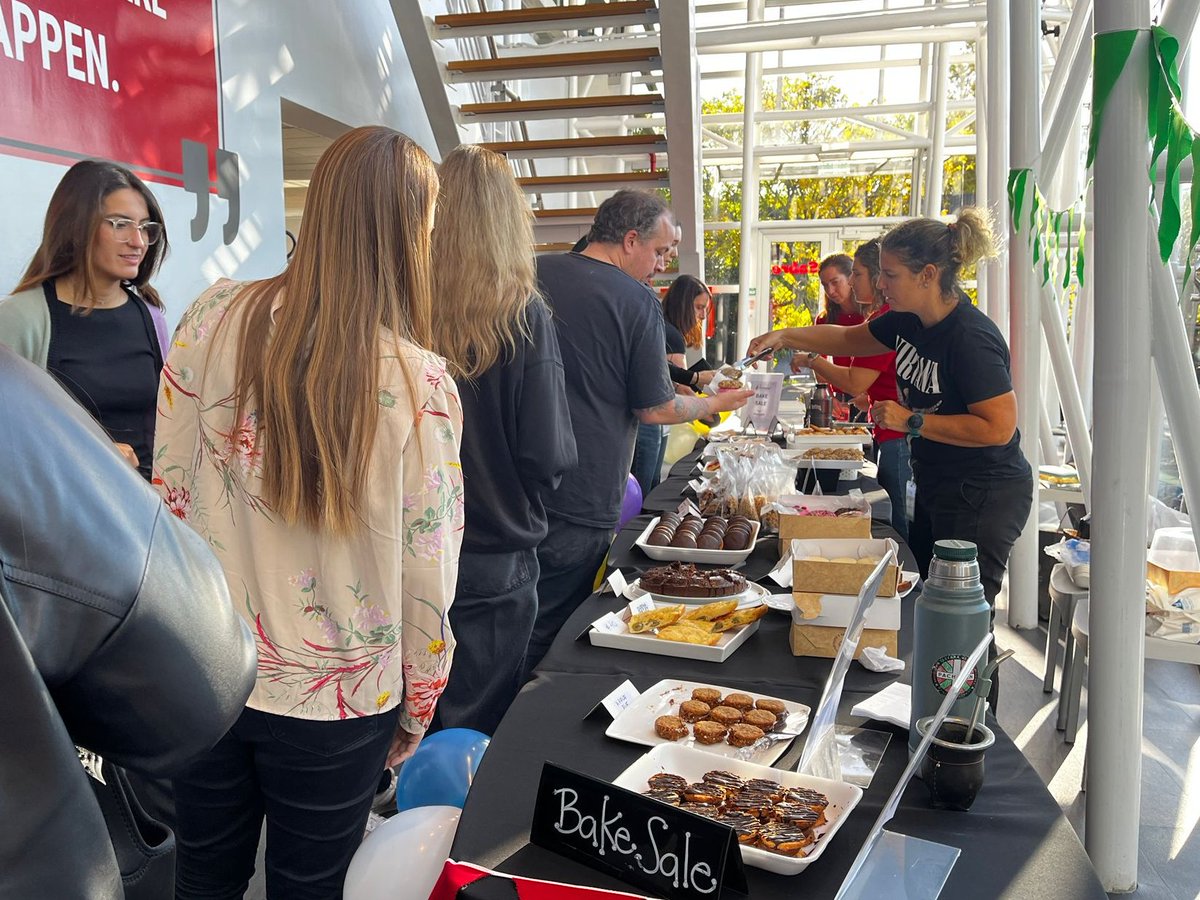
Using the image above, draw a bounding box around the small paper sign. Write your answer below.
[592,612,627,635]
[628,595,656,615]
[675,499,702,518]
[607,569,629,598]
[530,763,747,900]
[599,679,641,719]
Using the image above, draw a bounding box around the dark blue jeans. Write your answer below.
[432,548,538,736]
[875,437,912,542]
[524,517,613,681]
[173,706,398,900]
[630,422,664,494]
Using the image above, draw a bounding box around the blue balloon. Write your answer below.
[395,728,490,812]
[618,474,643,530]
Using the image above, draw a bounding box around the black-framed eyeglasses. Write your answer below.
[101,217,163,246]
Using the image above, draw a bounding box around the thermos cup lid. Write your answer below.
[933,539,978,561]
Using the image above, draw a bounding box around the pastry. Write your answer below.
[696,533,722,550]
[682,782,726,805]
[678,699,712,722]
[743,709,778,730]
[693,720,727,744]
[628,604,685,634]
[709,603,769,632]
[721,692,755,712]
[648,772,688,793]
[656,623,721,646]
[682,598,740,622]
[717,811,761,843]
[757,822,814,855]
[701,770,745,792]
[727,723,765,747]
[708,705,743,726]
[654,715,688,741]
[678,801,724,819]
[754,698,787,716]
[670,532,698,549]
[776,802,823,829]
[644,788,682,806]
[690,687,721,706]
[744,778,785,799]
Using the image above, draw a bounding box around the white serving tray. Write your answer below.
[589,595,767,663]
[604,679,810,767]
[634,516,761,565]
[611,743,862,875]
[780,448,865,470]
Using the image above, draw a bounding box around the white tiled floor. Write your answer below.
[995,588,1200,899]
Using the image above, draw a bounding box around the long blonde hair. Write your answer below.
[220,126,438,535]
[430,144,539,379]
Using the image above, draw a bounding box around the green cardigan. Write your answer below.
[0,287,53,367]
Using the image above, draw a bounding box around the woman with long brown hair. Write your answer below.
[154,127,462,897]
[428,144,575,735]
[0,160,170,479]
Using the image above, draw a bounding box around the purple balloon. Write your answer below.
[618,473,643,530]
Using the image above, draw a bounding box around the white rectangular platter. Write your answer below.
[604,679,810,767]
[611,743,863,875]
[633,516,761,565]
[588,598,765,663]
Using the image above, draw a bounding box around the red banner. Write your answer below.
[0,0,219,186]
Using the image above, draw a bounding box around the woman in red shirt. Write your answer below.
[792,240,910,539]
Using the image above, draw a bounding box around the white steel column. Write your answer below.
[925,40,950,217]
[1041,0,1093,136]
[1069,194,1095,424]
[1041,282,1092,502]
[659,0,704,278]
[1042,10,1095,187]
[1087,0,1150,890]
[1006,0,1041,629]
[976,35,990,316]
[985,0,1011,340]
[737,0,764,348]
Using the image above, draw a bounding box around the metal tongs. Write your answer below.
[728,347,774,372]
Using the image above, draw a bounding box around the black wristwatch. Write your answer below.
[906,412,924,437]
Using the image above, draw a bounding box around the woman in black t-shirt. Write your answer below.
[0,161,170,480]
[748,209,1033,615]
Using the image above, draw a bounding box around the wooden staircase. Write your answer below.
[395,1,675,252]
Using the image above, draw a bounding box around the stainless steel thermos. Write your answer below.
[807,382,833,428]
[909,539,991,754]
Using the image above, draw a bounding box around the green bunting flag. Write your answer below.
[1007,166,1087,290]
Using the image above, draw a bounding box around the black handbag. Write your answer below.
[79,749,176,900]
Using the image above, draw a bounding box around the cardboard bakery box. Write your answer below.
[788,620,899,659]
[790,538,900,598]
[792,592,902,630]
[774,494,872,553]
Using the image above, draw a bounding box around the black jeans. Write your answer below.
[909,470,1034,608]
[173,706,398,900]
[524,517,613,681]
[909,470,1033,709]
[432,548,539,736]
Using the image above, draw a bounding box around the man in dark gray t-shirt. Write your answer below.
[524,190,751,677]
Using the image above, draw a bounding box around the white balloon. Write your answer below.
[343,805,461,900]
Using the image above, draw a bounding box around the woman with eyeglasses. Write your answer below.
[0,160,170,480]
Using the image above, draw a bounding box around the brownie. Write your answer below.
[639,562,748,598]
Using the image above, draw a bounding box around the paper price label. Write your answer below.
[600,679,641,719]
[592,612,627,635]
[628,595,656,615]
[606,569,629,597]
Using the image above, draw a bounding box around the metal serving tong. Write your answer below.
[728,347,774,372]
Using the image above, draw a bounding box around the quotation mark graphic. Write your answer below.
[182,139,240,245]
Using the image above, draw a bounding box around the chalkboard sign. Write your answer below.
[529,763,748,899]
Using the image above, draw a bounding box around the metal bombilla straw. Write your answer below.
[965,649,1016,743]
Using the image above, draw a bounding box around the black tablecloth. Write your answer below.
[449,445,1106,899]
[450,672,1106,899]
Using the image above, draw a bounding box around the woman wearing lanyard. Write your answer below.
[792,239,911,540]
[749,209,1032,615]
[0,160,170,479]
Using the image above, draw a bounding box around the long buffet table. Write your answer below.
[450,446,1106,899]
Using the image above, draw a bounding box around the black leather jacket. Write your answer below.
[0,346,256,899]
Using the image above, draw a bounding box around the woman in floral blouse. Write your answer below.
[154,127,462,899]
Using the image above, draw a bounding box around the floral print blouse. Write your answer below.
[153,279,462,729]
